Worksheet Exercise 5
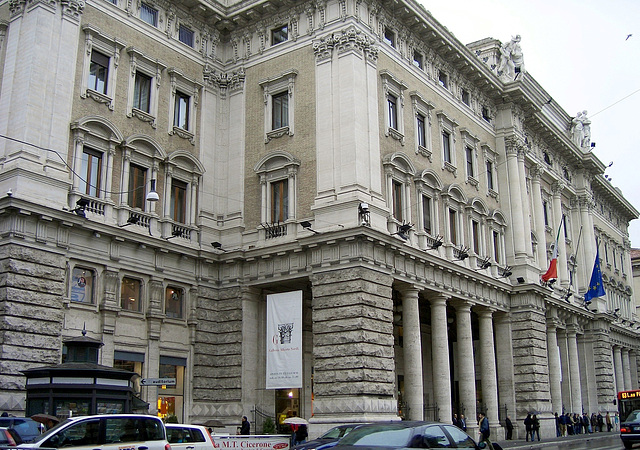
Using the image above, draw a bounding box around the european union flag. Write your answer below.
[584,245,606,303]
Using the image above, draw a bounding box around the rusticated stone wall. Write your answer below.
[589,321,616,410]
[192,285,243,403]
[310,266,398,420]
[510,292,552,421]
[0,244,65,413]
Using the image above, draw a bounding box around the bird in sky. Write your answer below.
[626,34,633,40]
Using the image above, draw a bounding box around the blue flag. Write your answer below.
[584,245,606,303]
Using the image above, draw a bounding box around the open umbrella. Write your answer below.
[283,417,308,425]
[198,419,225,428]
[31,414,60,427]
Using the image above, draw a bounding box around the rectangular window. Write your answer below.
[438,71,448,89]
[392,181,403,222]
[413,51,423,69]
[121,277,142,311]
[487,161,494,191]
[140,3,158,27]
[417,114,426,148]
[461,89,470,106]
[272,91,289,129]
[165,287,183,319]
[449,209,457,245]
[613,249,618,269]
[270,179,288,223]
[170,179,187,223]
[173,91,190,130]
[88,50,109,94]
[422,196,432,234]
[466,147,474,177]
[384,28,395,48]
[133,72,152,112]
[472,220,479,254]
[80,147,102,197]
[493,231,500,263]
[388,95,398,130]
[70,267,95,304]
[443,131,451,163]
[482,106,491,122]
[272,25,288,45]
[563,214,568,239]
[178,25,194,47]
[128,164,146,210]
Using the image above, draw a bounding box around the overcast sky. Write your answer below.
[417,0,640,248]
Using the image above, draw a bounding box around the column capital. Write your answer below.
[546,317,563,330]
[474,306,495,318]
[429,293,450,306]
[450,299,472,312]
[398,285,421,298]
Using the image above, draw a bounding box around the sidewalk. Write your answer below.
[495,430,619,449]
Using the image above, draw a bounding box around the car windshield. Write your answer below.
[626,411,640,422]
[321,427,352,440]
[37,418,73,442]
[337,425,413,447]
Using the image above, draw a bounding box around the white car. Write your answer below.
[165,424,215,450]
[21,414,170,450]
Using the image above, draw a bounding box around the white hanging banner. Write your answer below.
[266,291,303,389]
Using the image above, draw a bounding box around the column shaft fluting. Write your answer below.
[623,348,632,391]
[478,309,498,425]
[614,346,624,394]
[455,301,476,426]
[567,327,582,413]
[547,322,563,414]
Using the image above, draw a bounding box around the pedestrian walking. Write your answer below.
[477,412,494,450]
[524,413,533,442]
[505,416,513,440]
[532,414,541,441]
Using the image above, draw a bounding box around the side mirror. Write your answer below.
[477,442,487,449]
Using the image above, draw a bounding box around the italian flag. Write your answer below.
[541,218,563,282]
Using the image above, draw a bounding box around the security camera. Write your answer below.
[6,189,12,197]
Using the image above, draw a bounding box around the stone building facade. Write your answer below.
[0,0,638,439]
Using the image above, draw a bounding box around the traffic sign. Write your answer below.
[140,378,176,386]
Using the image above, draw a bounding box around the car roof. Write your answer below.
[64,414,163,423]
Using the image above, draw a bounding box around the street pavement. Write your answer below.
[495,431,623,449]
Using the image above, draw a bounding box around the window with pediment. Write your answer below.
[482,144,498,199]
[81,24,125,110]
[260,70,297,143]
[254,152,300,238]
[168,68,201,144]
[488,211,507,266]
[410,92,434,160]
[467,198,490,260]
[436,111,458,175]
[126,47,166,128]
[415,171,442,243]
[460,129,479,188]
[381,70,407,145]
[383,154,415,236]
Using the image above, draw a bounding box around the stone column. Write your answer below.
[453,300,476,430]
[504,138,526,259]
[558,328,571,411]
[614,346,624,394]
[567,324,583,413]
[494,312,516,439]
[530,165,547,269]
[622,348,632,391]
[241,287,261,412]
[431,294,451,422]
[546,318,563,414]
[631,351,639,389]
[477,308,499,429]
[516,147,532,258]
[551,181,568,285]
[400,286,423,420]
[579,195,595,290]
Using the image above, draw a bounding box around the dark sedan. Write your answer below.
[621,410,640,449]
[333,421,500,450]
[293,424,360,450]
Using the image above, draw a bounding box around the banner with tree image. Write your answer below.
[266,291,302,389]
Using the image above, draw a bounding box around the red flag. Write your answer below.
[542,218,563,282]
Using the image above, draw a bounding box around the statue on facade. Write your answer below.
[497,35,525,81]
[571,110,591,148]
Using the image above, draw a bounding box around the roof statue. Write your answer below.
[571,110,592,149]
[497,35,525,81]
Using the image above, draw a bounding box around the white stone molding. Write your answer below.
[126,47,167,129]
[254,151,300,226]
[382,152,416,229]
[259,69,297,143]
